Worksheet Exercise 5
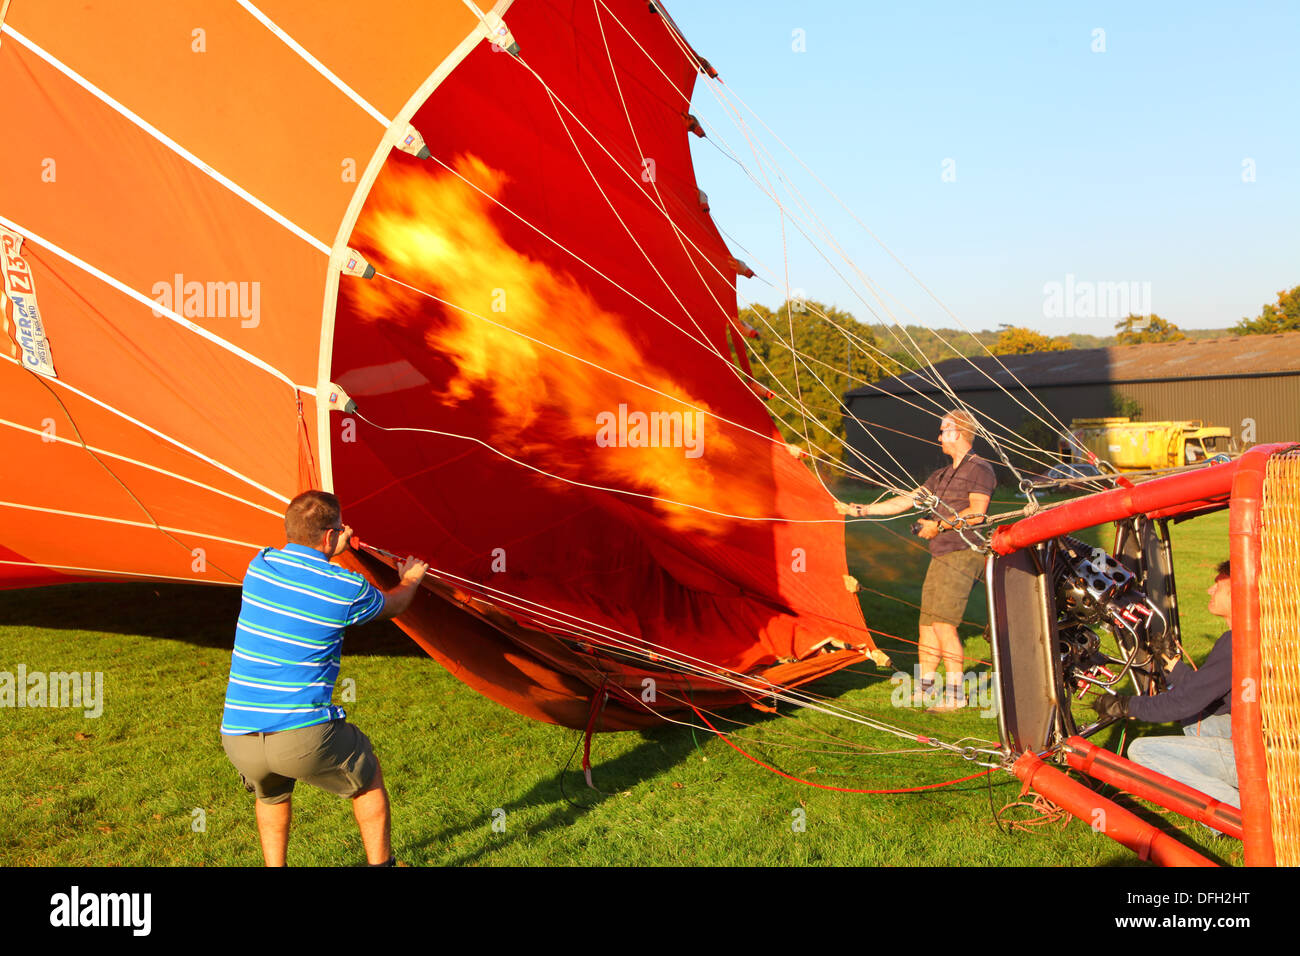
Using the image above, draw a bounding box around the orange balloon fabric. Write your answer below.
[1,0,875,729]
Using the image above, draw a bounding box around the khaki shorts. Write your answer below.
[222,719,378,804]
[919,549,985,627]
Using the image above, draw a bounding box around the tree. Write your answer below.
[1010,413,1063,474]
[1114,314,1185,345]
[737,299,880,446]
[1106,390,1142,421]
[1234,285,1300,335]
[989,325,1071,355]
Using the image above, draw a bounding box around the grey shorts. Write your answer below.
[221,718,379,804]
[919,549,985,627]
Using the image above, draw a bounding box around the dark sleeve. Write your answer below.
[1128,632,1232,724]
[971,460,995,498]
[1164,659,1194,687]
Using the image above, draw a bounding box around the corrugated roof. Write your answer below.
[847,332,1300,397]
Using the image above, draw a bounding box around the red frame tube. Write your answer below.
[1012,752,1215,867]
[991,444,1295,555]
[1229,446,1278,866]
[1062,736,1242,839]
[995,443,1297,867]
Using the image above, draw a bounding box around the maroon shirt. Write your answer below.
[922,453,996,556]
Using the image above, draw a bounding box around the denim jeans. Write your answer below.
[1126,713,1239,809]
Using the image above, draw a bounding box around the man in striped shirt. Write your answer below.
[221,490,427,866]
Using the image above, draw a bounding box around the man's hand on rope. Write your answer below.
[397,556,429,584]
[834,501,867,517]
[915,518,940,540]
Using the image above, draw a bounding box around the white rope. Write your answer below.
[519,57,915,489]
[356,405,848,525]
[406,154,895,488]
[365,34,931,492]
[630,9,1089,478]
[384,551,966,750]
[370,271,889,489]
[694,77,1077,485]
[653,17,1082,451]
[396,4,1083,502]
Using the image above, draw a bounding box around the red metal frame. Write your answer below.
[1062,736,1242,839]
[1228,446,1277,866]
[994,444,1296,866]
[991,445,1294,555]
[1011,752,1215,866]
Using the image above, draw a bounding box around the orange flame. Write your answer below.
[346,156,771,533]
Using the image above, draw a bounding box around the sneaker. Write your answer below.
[926,687,968,713]
[912,678,936,707]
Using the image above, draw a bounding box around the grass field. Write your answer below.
[0,487,1244,866]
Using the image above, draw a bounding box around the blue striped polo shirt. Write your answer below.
[220,544,386,735]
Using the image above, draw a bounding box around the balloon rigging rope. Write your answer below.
[693,133,1019,454]
[588,682,1004,793]
[670,43,1079,492]
[593,1,851,500]
[369,269,912,497]
[505,27,1103,498]
[643,10,1084,455]
[607,2,1097,487]
[742,298,1102,481]
[674,55,979,483]
[410,35,1094,495]
[690,705,998,792]
[508,53,925,491]
[689,72,1081,493]
[564,683,970,796]
[364,543,990,758]
[630,682,983,761]
[645,670,1001,765]
[354,401,879,524]
[534,79,916,493]
[409,153,911,493]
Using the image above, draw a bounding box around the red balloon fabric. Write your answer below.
[1,0,875,730]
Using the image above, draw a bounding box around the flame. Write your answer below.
[346,155,771,533]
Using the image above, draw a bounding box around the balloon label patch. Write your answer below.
[0,227,57,378]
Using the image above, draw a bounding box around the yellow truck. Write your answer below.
[1059,418,1237,472]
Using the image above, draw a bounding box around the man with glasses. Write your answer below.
[1093,560,1238,817]
[220,490,428,866]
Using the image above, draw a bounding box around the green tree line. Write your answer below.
[733,282,1297,448]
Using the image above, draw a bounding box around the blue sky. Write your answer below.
[668,1,1299,337]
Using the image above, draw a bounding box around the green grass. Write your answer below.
[0,487,1244,866]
